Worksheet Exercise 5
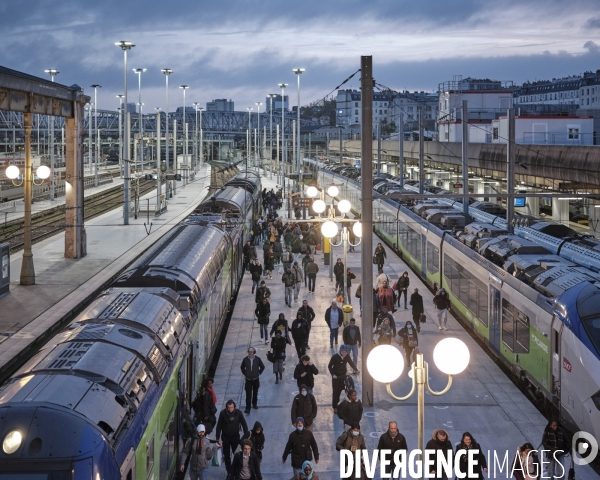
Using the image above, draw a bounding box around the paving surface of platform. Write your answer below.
[0,166,212,380]
[204,174,599,480]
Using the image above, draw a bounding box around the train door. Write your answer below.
[551,315,563,408]
[119,447,136,480]
[177,347,194,457]
[489,286,501,355]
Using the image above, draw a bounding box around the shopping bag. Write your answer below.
[266,351,275,363]
[211,447,223,466]
[372,256,378,264]
[419,313,426,323]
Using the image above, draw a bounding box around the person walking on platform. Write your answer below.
[255,298,271,344]
[179,424,221,480]
[249,259,263,294]
[377,422,408,480]
[282,266,296,307]
[456,432,488,479]
[297,300,316,348]
[396,271,410,309]
[230,439,263,480]
[216,400,249,475]
[293,261,303,302]
[291,460,319,480]
[346,268,356,304]
[333,258,345,295]
[263,247,274,279]
[336,423,366,476]
[374,242,387,270]
[255,281,271,305]
[243,240,254,273]
[512,442,540,480]
[433,288,450,331]
[291,385,318,431]
[337,389,363,430]
[283,247,294,271]
[375,317,394,345]
[375,268,391,289]
[425,429,453,480]
[282,418,320,476]
[377,280,396,313]
[375,305,395,331]
[291,312,309,358]
[342,318,361,366]
[294,355,318,394]
[302,252,311,287]
[271,330,288,384]
[328,345,359,412]
[273,239,283,266]
[305,257,319,293]
[398,321,419,366]
[240,347,265,414]
[241,422,265,462]
[410,288,424,333]
[325,300,343,348]
[372,287,381,321]
[192,377,218,435]
[271,312,291,339]
[541,419,571,480]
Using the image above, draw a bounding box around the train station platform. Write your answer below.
[0,165,212,382]
[207,175,599,480]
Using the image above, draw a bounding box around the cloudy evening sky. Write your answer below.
[2,0,600,111]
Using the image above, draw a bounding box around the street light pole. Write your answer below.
[246,107,252,169]
[87,104,93,177]
[117,95,124,177]
[44,69,59,200]
[116,40,135,225]
[268,94,276,179]
[293,68,305,189]
[199,107,204,168]
[255,102,262,169]
[161,69,172,175]
[193,102,199,173]
[278,83,288,214]
[155,107,161,213]
[90,84,102,187]
[133,68,146,173]
[180,85,189,185]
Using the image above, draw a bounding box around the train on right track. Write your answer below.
[310,160,600,441]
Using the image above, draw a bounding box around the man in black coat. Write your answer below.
[425,428,453,480]
[293,355,319,393]
[333,258,345,294]
[249,259,263,294]
[291,313,309,358]
[337,389,363,430]
[282,418,320,476]
[290,384,318,431]
[328,345,359,412]
[230,439,262,480]
[240,347,266,414]
[297,300,316,348]
[377,421,408,477]
[342,318,361,366]
[216,400,249,475]
[410,287,424,333]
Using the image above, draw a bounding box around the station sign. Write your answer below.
[292,198,312,208]
[166,174,182,181]
[453,183,463,188]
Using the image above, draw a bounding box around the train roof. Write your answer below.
[193,186,252,216]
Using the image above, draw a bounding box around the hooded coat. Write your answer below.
[433,289,451,310]
[180,434,219,473]
[425,429,454,479]
[293,361,319,389]
[242,421,265,460]
[541,420,571,454]
[215,401,249,440]
[291,389,318,426]
[456,436,487,479]
[282,428,320,468]
[336,428,367,452]
[289,460,320,480]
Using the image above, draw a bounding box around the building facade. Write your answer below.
[491,115,594,146]
[206,99,234,112]
[265,94,289,112]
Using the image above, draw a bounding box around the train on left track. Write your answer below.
[0,170,261,479]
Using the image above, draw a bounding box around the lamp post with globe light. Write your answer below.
[367,338,470,478]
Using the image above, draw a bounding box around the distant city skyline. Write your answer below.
[1,0,599,112]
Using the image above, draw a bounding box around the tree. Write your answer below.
[379,118,397,136]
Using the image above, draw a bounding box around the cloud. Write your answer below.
[584,40,600,53]
[584,17,600,30]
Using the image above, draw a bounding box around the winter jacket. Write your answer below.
[337,399,363,425]
[270,318,291,339]
[375,272,391,289]
[333,261,345,279]
[293,361,319,389]
[324,307,343,329]
[230,450,262,480]
[242,421,265,460]
[433,290,451,310]
[191,388,217,432]
[297,305,316,324]
[293,266,303,283]
[216,404,248,439]
[291,392,318,426]
[456,440,488,479]
[336,429,367,452]
[410,292,424,317]
[264,250,275,271]
[240,356,265,380]
[273,242,283,256]
[302,254,312,271]
[249,263,263,281]
[282,271,296,288]
[512,447,540,480]
[346,271,356,287]
[398,324,419,349]
[542,421,571,454]
[375,322,394,345]
[377,286,395,311]
[291,318,309,341]
[255,302,271,324]
[305,262,319,275]
[283,250,295,263]
[425,429,454,478]
[342,324,361,347]
[255,286,271,304]
[374,245,387,261]
[328,353,358,377]
[397,274,410,291]
[282,429,320,468]
[180,436,219,473]
[271,336,287,359]
[377,430,408,453]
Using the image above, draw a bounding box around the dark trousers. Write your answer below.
[308,273,316,292]
[332,376,346,408]
[413,315,421,333]
[222,435,240,473]
[304,270,308,287]
[294,338,306,358]
[397,289,407,307]
[245,378,260,409]
[335,275,343,292]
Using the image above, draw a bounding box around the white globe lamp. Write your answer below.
[352,221,362,238]
[306,186,319,198]
[321,221,339,239]
[312,199,326,214]
[433,338,470,375]
[5,165,19,180]
[327,185,339,197]
[36,165,51,179]
[338,199,351,213]
[367,345,404,383]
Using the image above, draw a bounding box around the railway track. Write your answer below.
[1,180,160,252]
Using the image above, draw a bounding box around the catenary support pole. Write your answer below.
[360,55,374,406]
[462,100,469,214]
[377,124,381,176]
[339,126,343,164]
[21,113,34,285]
[399,114,404,187]
[507,108,515,234]
[418,107,424,195]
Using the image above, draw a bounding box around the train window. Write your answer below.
[159,411,176,480]
[468,281,477,314]
[581,317,600,356]
[459,272,468,305]
[502,299,529,353]
[502,299,515,351]
[477,288,488,327]
[426,243,439,274]
[146,435,155,479]
[516,312,530,353]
